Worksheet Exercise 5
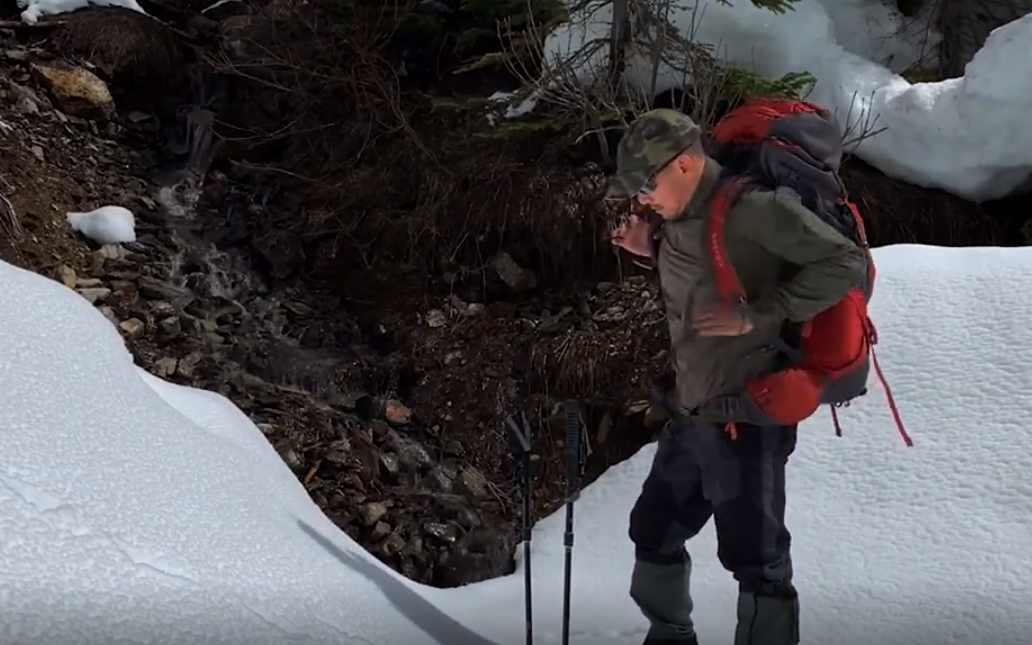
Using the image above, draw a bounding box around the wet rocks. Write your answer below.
[41,203,514,589]
[118,317,145,337]
[359,501,388,526]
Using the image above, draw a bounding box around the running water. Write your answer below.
[149,103,357,397]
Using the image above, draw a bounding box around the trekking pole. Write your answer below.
[505,409,534,645]
[561,401,588,645]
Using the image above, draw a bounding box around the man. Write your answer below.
[607,108,867,645]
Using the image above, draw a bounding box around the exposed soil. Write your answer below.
[0,2,1027,592]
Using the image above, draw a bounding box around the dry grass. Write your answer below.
[49,7,186,82]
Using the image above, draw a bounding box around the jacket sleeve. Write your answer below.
[731,187,867,323]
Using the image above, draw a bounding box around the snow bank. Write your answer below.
[542,0,1032,201]
[4,242,1032,644]
[18,0,146,23]
[0,260,489,645]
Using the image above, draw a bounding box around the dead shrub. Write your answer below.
[204,0,617,290]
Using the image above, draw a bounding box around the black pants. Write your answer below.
[628,419,799,644]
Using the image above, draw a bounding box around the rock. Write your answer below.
[384,399,411,425]
[432,530,515,587]
[369,521,391,542]
[389,433,432,471]
[380,532,406,556]
[75,277,103,288]
[15,96,39,115]
[97,306,119,327]
[118,318,145,337]
[97,244,126,261]
[359,501,389,526]
[425,308,447,328]
[30,62,114,120]
[490,251,537,293]
[152,357,178,377]
[151,301,176,317]
[8,82,44,115]
[442,439,464,456]
[458,465,490,498]
[158,316,182,339]
[379,452,400,478]
[55,265,76,288]
[110,280,137,299]
[276,443,303,471]
[30,145,44,162]
[76,287,111,304]
[423,521,458,544]
[323,441,351,464]
[176,352,201,378]
[427,466,454,492]
[138,275,191,300]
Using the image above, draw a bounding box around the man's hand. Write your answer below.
[610,214,653,258]
[692,304,754,337]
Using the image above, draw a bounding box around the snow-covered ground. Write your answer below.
[17,0,146,24]
[3,244,1032,645]
[540,0,1032,202]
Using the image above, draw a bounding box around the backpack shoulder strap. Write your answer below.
[707,176,750,303]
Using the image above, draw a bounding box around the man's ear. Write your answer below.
[672,151,703,174]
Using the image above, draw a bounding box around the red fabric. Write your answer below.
[711,99,825,145]
[708,180,748,300]
[746,368,822,426]
[801,288,870,377]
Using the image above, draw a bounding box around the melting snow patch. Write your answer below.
[17,0,147,24]
[486,90,541,124]
[67,206,137,245]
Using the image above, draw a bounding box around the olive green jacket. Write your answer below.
[657,159,868,412]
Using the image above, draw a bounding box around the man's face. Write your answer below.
[635,153,704,219]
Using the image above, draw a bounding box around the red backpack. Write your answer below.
[706,98,912,446]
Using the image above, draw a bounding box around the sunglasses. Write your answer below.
[635,146,691,198]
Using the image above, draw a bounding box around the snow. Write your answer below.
[488,91,541,121]
[536,0,1032,201]
[807,0,940,70]
[18,0,146,23]
[66,206,137,245]
[3,243,1032,644]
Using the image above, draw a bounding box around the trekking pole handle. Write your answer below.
[563,401,585,497]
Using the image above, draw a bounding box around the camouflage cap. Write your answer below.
[606,109,701,199]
